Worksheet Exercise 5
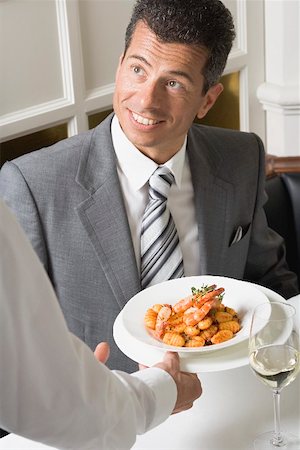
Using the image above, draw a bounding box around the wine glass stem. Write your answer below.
[272,388,284,446]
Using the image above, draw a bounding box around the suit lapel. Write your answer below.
[187,128,234,275]
[75,115,140,309]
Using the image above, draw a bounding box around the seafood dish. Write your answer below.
[144,284,241,348]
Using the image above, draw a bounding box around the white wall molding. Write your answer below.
[257,0,300,156]
[0,99,76,142]
[63,0,89,135]
[223,0,265,138]
[55,0,74,103]
[239,66,250,131]
[257,83,300,115]
[85,84,115,114]
[236,0,247,55]
[225,0,247,72]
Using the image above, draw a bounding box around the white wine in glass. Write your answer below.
[249,301,300,449]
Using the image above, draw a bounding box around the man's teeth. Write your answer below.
[132,112,159,125]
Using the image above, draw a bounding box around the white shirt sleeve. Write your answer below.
[0,200,177,450]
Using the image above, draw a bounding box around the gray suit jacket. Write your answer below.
[1,113,298,372]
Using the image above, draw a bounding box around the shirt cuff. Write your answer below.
[131,367,177,430]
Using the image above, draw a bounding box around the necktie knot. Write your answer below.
[149,167,174,202]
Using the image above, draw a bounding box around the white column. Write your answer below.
[257,0,300,156]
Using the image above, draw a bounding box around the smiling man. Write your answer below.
[113,20,223,164]
[0,0,298,373]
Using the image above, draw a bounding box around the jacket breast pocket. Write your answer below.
[225,224,252,277]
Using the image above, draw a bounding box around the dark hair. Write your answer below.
[124,0,235,92]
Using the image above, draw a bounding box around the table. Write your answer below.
[132,364,300,450]
[1,364,299,450]
[1,294,299,450]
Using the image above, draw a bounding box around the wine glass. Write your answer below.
[249,301,300,449]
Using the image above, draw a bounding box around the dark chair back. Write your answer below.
[0,430,9,438]
[264,160,300,284]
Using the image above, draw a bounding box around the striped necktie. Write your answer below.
[140,166,184,288]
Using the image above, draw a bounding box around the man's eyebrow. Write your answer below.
[168,70,194,84]
[127,55,194,83]
[127,54,151,67]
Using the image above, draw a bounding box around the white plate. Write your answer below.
[120,276,269,353]
[114,311,248,372]
[113,282,284,372]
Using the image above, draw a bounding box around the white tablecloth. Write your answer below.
[1,364,299,450]
[1,294,299,450]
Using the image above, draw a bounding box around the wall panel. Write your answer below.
[0,0,63,115]
[79,0,133,91]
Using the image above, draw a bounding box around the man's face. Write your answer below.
[113,21,222,163]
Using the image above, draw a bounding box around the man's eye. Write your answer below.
[167,80,182,89]
[132,66,143,75]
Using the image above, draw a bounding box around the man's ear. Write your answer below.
[115,53,125,78]
[196,83,224,120]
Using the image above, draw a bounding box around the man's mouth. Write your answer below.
[131,111,160,126]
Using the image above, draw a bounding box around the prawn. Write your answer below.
[183,306,199,316]
[173,295,194,313]
[184,297,219,326]
[154,304,172,338]
[195,287,225,308]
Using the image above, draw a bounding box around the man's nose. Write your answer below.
[140,81,163,109]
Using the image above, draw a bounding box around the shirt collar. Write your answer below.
[111,115,186,191]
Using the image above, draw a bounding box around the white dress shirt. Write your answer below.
[0,200,177,450]
[111,115,201,276]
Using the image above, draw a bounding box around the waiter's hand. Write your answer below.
[95,344,202,414]
[94,342,110,364]
[153,351,202,414]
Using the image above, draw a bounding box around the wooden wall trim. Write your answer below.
[265,154,300,178]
